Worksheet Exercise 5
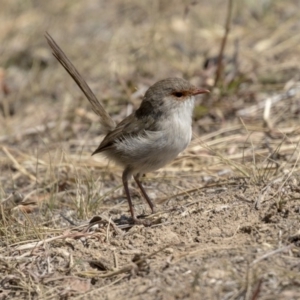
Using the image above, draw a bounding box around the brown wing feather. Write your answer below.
[92,113,158,155]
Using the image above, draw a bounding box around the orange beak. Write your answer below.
[192,88,210,95]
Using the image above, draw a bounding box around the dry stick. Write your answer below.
[250,244,294,266]
[0,121,69,143]
[214,0,234,87]
[263,97,272,129]
[86,215,124,236]
[78,244,171,278]
[44,32,116,133]
[2,146,37,182]
[269,142,300,202]
[157,179,244,204]
[244,263,253,300]
[113,250,119,269]
[244,244,294,299]
[237,84,300,117]
[72,275,126,300]
[15,232,95,251]
[250,279,263,300]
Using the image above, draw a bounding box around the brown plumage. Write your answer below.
[45,33,209,225]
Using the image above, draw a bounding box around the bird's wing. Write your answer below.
[92,113,158,155]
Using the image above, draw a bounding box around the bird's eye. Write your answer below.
[173,92,183,98]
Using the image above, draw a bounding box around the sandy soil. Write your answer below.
[1,1,300,299]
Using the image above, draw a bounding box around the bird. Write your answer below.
[45,33,209,225]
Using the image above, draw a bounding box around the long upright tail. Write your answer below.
[45,32,116,133]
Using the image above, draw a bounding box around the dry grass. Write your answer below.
[1,0,300,299]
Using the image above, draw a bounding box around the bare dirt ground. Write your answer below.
[1,1,300,299]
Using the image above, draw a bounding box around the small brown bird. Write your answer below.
[45,33,209,225]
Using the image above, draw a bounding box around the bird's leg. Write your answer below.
[134,175,156,214]
[122,169,151,225]
[122,178,135,220]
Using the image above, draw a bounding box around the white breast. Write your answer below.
[111,96,195,176]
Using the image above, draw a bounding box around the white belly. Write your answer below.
[114,127,191,174]
[113,99,194,175]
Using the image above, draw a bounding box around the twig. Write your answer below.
[77,244,171,278]
[106,216,112,242]
[157,179,246,204]
[2,146,37,182]
[87,215,124,236]
[250,278,263,300]
[113,251,119,269]
[244,263,253,300]
[73,275,126,300]
[60,213,78,226]
[0,121,69,143]
[214,0,234,87]
[250,244,294,266]
[263,97,272,129]
[15,232,95,251]
[237,84,300,117]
